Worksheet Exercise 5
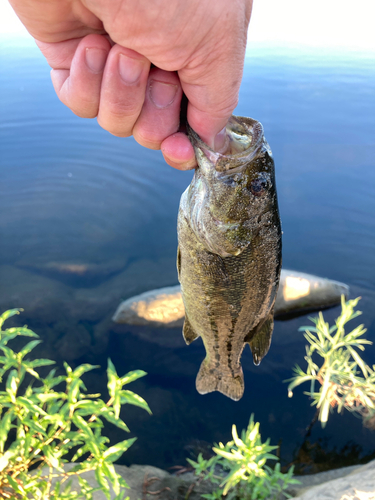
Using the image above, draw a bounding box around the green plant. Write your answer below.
[0,308,152,499]
[188,415,299,500]
[287,296,375,429]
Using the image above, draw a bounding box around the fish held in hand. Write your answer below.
[177,116,282,401]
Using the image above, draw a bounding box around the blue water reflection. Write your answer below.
[1,37,374,471]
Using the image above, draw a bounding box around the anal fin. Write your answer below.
[182,314,199,345]
[245,310,275,366]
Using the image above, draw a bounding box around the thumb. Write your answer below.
[178,10,250,150]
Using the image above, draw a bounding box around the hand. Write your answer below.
[9,0,252,169]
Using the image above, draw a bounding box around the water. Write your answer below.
[1,36,375,472]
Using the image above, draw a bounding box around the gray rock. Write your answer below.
[40,463,213,500]
[292,459,375,499]
[112,270,349,328]
[286,464,362,497]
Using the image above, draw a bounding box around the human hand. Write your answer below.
[9,0,252,169]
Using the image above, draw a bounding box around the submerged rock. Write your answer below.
[113,286,185,328]
[112,269,349,327]
[15,258,127,287]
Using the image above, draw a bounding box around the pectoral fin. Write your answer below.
[182,314,199,345]
[245,310,274,366]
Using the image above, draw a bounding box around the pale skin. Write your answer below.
[9,0,253,169]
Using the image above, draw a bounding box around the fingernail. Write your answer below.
[85,48,107,73]
[119,53,144,84]
[213,126,229,153]
[149,80,178,109]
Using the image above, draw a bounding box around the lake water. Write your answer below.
[1,37,375,473]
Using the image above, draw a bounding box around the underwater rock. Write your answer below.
[54,324,92,361]
[113,286,185,328]
[112,269,349,327]
[15,258,127,287]
[0,264,73,323]
[275,270,349,317]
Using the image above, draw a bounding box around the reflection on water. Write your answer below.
[1,37,375,470]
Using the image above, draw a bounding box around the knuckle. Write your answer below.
[103,98,142,118]
[96,115,133,137]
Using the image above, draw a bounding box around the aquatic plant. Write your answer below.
[287,296,375,429]
[0,308,151,500]
[188,415,298,499]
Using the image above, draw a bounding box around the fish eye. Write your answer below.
[249,176,268,197]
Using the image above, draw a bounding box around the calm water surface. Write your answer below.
[1,37,375,472]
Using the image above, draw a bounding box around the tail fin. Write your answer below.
[195,359,244,401]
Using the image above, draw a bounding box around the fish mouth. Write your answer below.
[187,116,265,173]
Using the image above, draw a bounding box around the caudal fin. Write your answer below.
[195,360,244,401]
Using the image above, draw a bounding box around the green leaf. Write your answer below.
[100,409,130,432]
[17,396,47,415]
[36,392,67,403]
[120,390,152,414]
[0,308,22,328]
[72,363,99,379]
[6,369,19,400]
[119,369,147,386]
[95,465,111,497]
[19,339,42,358]
[101,461,121,495]
[44,446,63,470]
[347,346,368,377]
[0,410,13,452]
[102,438,137,462]
[29,358,56,368]
[0,449,16,472]
[23,417,47,436]
[107,358,118,399]
[4,326,39,338]
[72,414,101,456]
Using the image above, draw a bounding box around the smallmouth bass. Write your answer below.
[177,116,282,401]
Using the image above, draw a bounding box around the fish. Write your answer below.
[177,116,282,401]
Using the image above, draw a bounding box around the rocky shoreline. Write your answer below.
[56,460,375,499]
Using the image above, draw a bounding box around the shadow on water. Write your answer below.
[1,38,375,471]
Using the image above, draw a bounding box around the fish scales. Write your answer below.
[177,116,282,401]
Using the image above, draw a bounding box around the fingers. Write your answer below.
[49,34,112,118]
[161,133,197,170]
[37,34,197,169]
[180,57,243,151]
[177,3,252,151]
[97,45,150,136]
[132,67,182,149]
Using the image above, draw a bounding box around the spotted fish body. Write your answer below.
[177,116,282,401]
